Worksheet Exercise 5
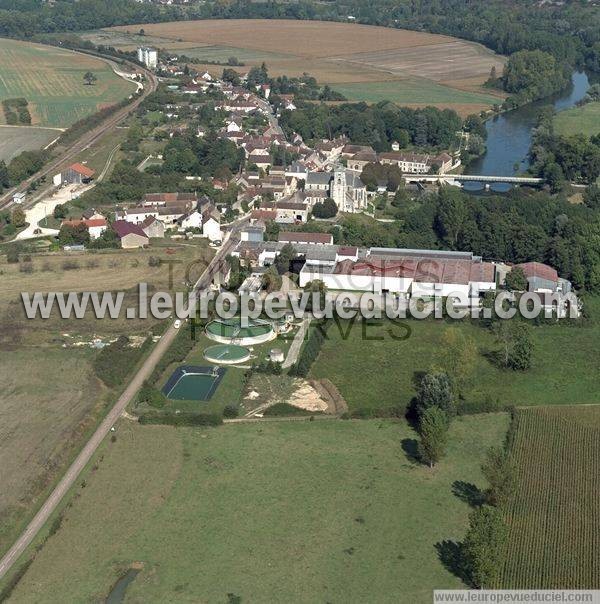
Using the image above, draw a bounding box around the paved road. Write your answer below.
[0,217,248,582]
[282,317,311,369]
[0,52,157,211]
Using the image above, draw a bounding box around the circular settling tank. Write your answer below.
[205,318,276,346]
[204,344,252,365]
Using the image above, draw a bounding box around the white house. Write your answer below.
[60,218,107,240]
[202,206,222,242]
[180,210,203,230]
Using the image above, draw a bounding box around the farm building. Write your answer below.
[515,262,572,294]
[112,221,150,249]
[59,163,95,185]
[241,225,265,243]
[278,232,333,246]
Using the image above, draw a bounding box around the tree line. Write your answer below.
[280,102,463,151]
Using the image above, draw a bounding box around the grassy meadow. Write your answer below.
[0,125,60,163]
[311,313,600,413]
[329,79,499,114]
[5,415,509,603]
[0,241,212,562]
[0,38,135,128]
[554,101,600,137]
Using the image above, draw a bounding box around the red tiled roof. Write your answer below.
[335,257,492,285]
[251,209,277,221]
[68,163,95,178]
[337,246,358,256]
[516,262,558,283]
[61,218,106,228]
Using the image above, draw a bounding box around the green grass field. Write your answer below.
[168,44,291,63]
[330,78,499,107]
[0,38,135,128]
[554,101,600,137]
[0,125,60,162]
[502,406,600,589]
[5,415,509,602]
[311,315,600,413]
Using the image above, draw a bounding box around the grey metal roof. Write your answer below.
[369,247,480,261]
[306,171,332,185]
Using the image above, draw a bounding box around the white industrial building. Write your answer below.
[137,47,158,69]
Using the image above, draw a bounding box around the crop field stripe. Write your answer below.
[502,407,600,588]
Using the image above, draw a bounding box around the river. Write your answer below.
[463,71,593,192]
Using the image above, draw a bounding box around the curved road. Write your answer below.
[0,220,245,582]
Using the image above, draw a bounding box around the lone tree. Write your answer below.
[481,447,517,508]
[83,72,97,86]
[463,505,507,588]
[505,266,528,291]
[440,328,477,396]
[415,371,456,420]
[418,406,449,467]
[11,206,26,228]
[274,243,296,274]
[494,321,533,371]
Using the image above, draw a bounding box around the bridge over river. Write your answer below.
[403,173,545,187]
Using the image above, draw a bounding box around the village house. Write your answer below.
[250,209,278,223]
[81,208,105,221]
[248,154,273,170]
[141,216,165,238]
[260,199,309,224]
[180,209,203,230]
[341,144,376,160]
[61,218,107,240]
[378,151,453,174]
[202,206,222,242]
[347,150,379,172]
[112,221,150,249]
[142,193,196,210]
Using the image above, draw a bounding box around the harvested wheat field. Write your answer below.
[102,19,505,113]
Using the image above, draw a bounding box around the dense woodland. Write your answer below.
[529,108,600,186]
[280,103,464,151]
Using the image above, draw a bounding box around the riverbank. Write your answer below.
[464,71,592,182]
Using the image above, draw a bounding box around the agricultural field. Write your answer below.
[4,415,509,602]
[0,348,105,559]
[554,101,600,137]
[311,315,600,414]
[0,38,135,129]
[0,241,212,559]
[502,406,600,588]
[91,19,505,114]
[0,125,61,163]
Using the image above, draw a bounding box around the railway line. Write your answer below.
[0,50,158,212]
